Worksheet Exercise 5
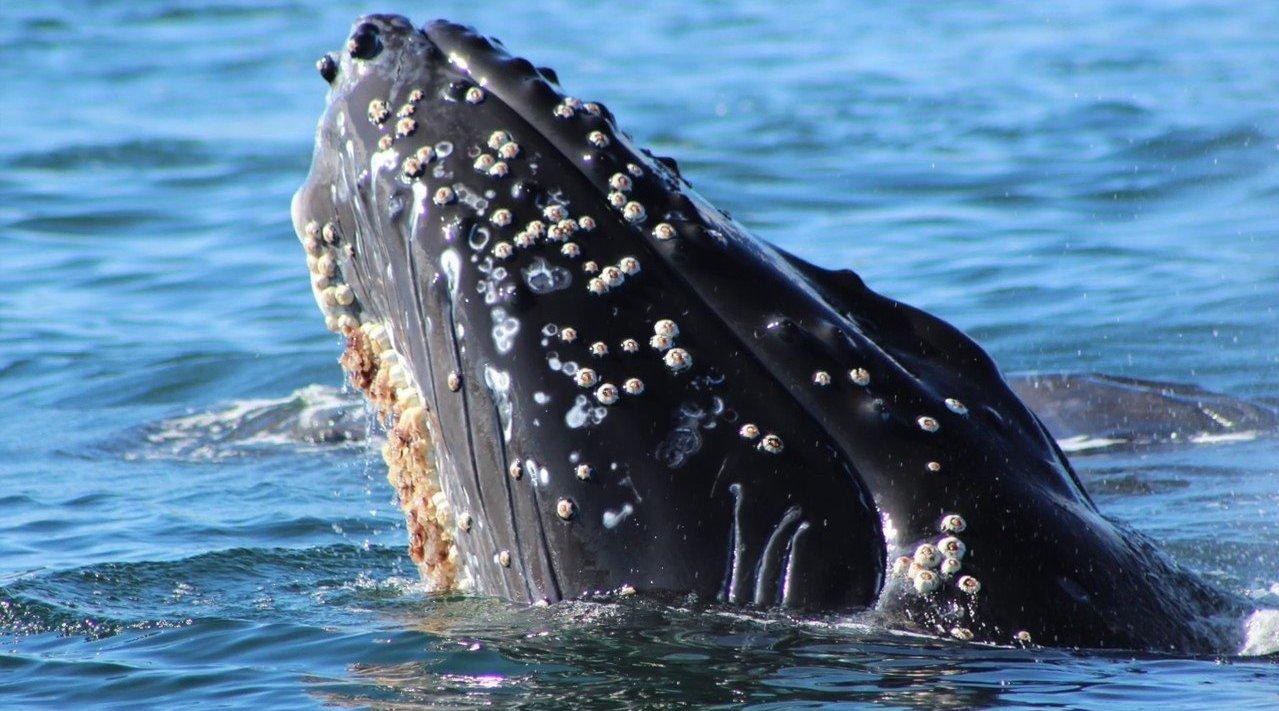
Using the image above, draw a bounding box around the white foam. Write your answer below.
[1056,435,1127,452]
[1240,609,1279,656]
[1189,430,1259,445]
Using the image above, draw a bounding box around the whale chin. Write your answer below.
[291,13,1250,651]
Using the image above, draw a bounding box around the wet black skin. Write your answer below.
[292,14,1250,651]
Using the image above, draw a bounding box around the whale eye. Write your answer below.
[346,22,383,60]
[316,54,338,83]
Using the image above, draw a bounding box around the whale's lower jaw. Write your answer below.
[291,13,1251,651]
[337,319,463,592]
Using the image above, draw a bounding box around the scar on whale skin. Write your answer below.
[291,14,1259,652]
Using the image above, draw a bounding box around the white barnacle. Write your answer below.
[663,347,692,372]
[587,130,610,147]
[497,550,511,567]
[402,157,425,178]
[1014,630,1033,645]
[595,383,619,405]
[584,102,603,115]
[582,261,600,274]
[525,220,547,238]
[547,222,571,242]
[559,326,578,343]
[498,141,520,159]
[945,398,969,415]
[407,88,424,103]
[926,461,943,472]
[490,208,513,227]
[492,241,513,259]
[609,173,633,192]
[488,130,510,150]
[556,498,576,520]
[433,186,456,205]
[553,102,575,118]
[543,204,568,222]
[368,98,390,125]
[607,191,627,208]
[458,513,473,532]
[554,218,578,239]
[951,627,974,641]
[618,256,640,276]
[892,555,914,577]
[415,145,435,163]
[587,277,608,295]
[623,378,644,395]
[577,215,596,232]
[940,557,963,576]
[739,423,760,440]
[940,514,967,533]
[758,433,784,454]
[912,569,940,594]
[957,575,982,595]
[304,220,320,239]
[473,153,496,172]
[601,265,625,288]
[913,543,941,568]
[589,341,608,357]
[562,96,583,110]
[509,461,523,480]
[395,117,417,138]
[396,103,415,118]
[574,368,598,388]
[488,161,509,177]
[377,135,393,151]
[626,163,643,177]
[849,368,871,386]
[621,201,646,223]
[333,284,355,306]
[653,319,679,338]
[917,415,940,433]
[315,253,336,277]
[561,242,581,258]
[447,370,462,392]
[938,536,966,560]
[465,86,485,104]
[514,231,536,249]
[575,464,593,480]
[652,222,676,241]
[812,370,832,386]
[649,334,672,351]
[620,338,639,353]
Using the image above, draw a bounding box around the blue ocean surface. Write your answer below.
[2,1,1278,708]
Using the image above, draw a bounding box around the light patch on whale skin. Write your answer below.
[490,307,520,354]
[603,502,634,529]
[522,257,572,294]
[565,394,607,429]
[441,249,461,296]
[483,365,514,442]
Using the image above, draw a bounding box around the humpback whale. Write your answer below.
[291,14,1253,651]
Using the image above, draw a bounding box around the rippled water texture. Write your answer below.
[2,1,1277,708]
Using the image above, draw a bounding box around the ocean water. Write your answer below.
[2,0,1278,708]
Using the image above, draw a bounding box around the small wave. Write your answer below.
[132,384,373,461]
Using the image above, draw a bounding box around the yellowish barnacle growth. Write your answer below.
[368,98,390,125]
[395,117,417,138]
[335,324,459,592]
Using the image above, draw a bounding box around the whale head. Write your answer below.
[292,14,885,607]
